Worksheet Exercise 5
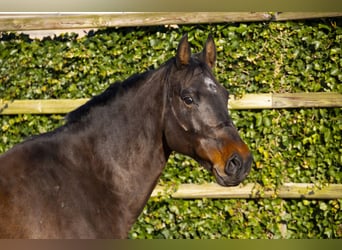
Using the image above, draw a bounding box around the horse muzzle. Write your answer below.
[194,126,253,187]
[213,152,253,187]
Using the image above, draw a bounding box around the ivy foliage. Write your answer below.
[0,18,341,238]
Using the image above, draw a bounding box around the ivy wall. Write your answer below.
[0,18,341,238]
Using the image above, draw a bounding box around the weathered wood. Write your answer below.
[228,92,342,110]
[151,183,342,199]
[277,183,342,199]
[1,12,341,33]
[228,94,272,109]
[1,12,341,40]
[0,99,88,115]
[1,12,341,39]
[0,12,272,32]
[274,12,342,21]
[1,92,340,115]
[272,92,342,108]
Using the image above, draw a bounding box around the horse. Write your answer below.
[0,34,252,238]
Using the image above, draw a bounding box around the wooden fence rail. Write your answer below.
[151,183,342,199]
[0,12,271,32]
[1,12,342,32]
[1,12,342,39]
[1,92,342,115]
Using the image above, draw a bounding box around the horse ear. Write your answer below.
[203,34,216,68]
[176,34,191,68]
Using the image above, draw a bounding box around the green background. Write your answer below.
[0,18,341,238]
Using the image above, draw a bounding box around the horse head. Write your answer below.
[164,34,253,186]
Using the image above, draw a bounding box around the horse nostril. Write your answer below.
[225,154,242,176]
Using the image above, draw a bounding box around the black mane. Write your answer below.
[66,71,151,124]
[66,57,177,125]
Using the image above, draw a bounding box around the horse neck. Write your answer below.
[64,69,170,231]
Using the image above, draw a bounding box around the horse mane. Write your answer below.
[65,57,179,125]
[65,56,205,125]
[66,71,150,124]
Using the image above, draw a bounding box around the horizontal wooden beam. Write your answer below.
[0,12,272,32]
[0,98,89,115]
[227,92,342,110]
[1,12,341,34]
[151,183,342,199]
[274,12,342,21]
[1,12,341,39]
[1,92,341,115]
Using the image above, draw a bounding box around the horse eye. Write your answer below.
[182,96,194,105]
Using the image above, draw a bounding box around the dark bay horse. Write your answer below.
[0,34,252,238]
